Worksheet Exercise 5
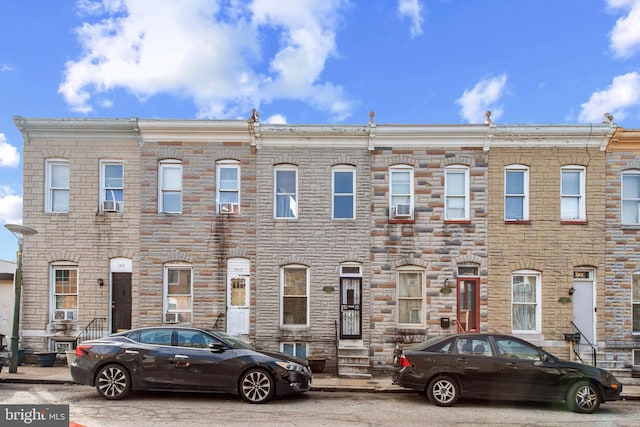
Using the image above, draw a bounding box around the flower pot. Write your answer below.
[35,352,57,367]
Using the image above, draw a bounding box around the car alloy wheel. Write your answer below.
[239,368,274,404]
[567,381,601,414]
[427,375,459,407]
[96,364,131,400]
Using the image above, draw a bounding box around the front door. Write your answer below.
[226,258,250,336]
[457,278,479,332]
[111,272,132,333]
[573,279,595,344]
[340,278,362,339]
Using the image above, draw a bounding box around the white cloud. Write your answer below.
[1,64,15,72]
[264,114,287,124]
[608,0,640,58]
[397,0,423,38]
[59,0,352,120]
[0,186,22,226]
[455,74,508,124]
[0,135,20,168]
[579,71,640,123]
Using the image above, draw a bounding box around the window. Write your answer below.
[398,269,424,326]
[281,266,308,326]
[275,166,297,218]
[51,266,78,321]
[389,166,413,219]
[159,160,182,213]
[164,264,192,323]
[445,166,469,220]
[561,166,585,220]
[633,273,640,333]
[46,160,69,213]
[622,171,640,225]
[456,336,493,357]
[177,330,215,348]
[333,166,355,219]
[101,161,124,212]
[281,342,308,359]
[505,165,528,221]
[217,161,240,214]
[494,337,542,361]
[512,271,541,333]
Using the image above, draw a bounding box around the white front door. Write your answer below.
[572,279,595,344]
[227,258,250,336]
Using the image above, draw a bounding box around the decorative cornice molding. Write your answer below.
[13,116,141,142]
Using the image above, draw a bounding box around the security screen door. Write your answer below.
[340,278,362,339]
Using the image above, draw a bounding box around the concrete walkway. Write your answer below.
[2,364,639,400]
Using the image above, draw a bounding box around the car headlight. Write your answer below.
[275,361,304,372]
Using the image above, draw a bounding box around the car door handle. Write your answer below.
[506,362,518,368]
[456,358,469,363]
[173,354,190,367]
[124,350,139,355]
[174,355,189,359]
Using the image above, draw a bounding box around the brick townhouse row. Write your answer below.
[11,114,640,377]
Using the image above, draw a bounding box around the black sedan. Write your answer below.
[392,333,622,413]
[71,327,312,403]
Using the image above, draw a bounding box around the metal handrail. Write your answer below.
[76,317,107,344]
[570,321,597,366]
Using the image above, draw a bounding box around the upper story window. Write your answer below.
[51,265,78,321]
[164,264,192,323]
[217,161,240,214]
[397,267,425,326]
[622,170,640,225]
[159,160,182,214]
[445,166,469,220]
[633,272,640,334]
[46,159,69,213]
[333,166,355,219]
[561,166,585,221]
[505,165,528,221]
[101,161,124,212]
[512,270,541,333]
[281,265,308,326]
[389,166,413,219]
[275,166,297,219]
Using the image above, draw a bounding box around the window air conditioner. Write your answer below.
[394,204,411,218]
[219,202,238,214]
[103,200,122,212]
[165,312,179,323]
[54,309,76,321]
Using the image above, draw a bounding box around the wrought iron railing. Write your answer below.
[76,317,108,344]
[570,321,597,366]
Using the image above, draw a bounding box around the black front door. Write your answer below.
[340,278,362,339]
[112,272,132,333]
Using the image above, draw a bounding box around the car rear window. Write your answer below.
[138,329,172,346]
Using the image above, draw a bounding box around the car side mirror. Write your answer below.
[209,343,226,353]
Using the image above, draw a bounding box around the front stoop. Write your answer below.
[337,341,372,379]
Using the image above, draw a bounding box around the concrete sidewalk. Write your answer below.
[2,364,639,400]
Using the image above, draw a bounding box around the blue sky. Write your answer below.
[1,0,640,261]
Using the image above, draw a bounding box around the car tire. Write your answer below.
[95,364,131,400]
[566,381,601,414]
[239,368,275,404]
[427,375,459,407]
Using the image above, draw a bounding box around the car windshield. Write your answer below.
[208,330,255,350]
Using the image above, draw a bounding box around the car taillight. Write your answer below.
[399,353,412,368]
[75,345,92,357]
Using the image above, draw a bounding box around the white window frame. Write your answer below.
[397,267,425,327]
[45,159,70,213]
[163,264,193,323]
[633,272,640,334]
[445,165,469,220]
[158,160,183,214]
[280,265,309,327]
[274,166,298,219]
[332,166,355,220]
[389,165,414,219]
[511,270,541,334]
[280,342,308,359]
[217,160,240,214]
[622,170,640,225]
[504,165,529,221]
[100,160,124,212]
[50,264,78,322]
[561,166,586,220]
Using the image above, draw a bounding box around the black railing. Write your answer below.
[76,317,108,344]
[570,321,597,366]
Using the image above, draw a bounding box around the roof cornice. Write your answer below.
[607,127,640,152]
[371,124,490,148]
[13,116,140,143]
[258,124,370,147]
[490,124,616,150]
[137,119,252,143]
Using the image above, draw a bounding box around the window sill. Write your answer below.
[560,220,587,225]
[444,220,471,225]
[504,220,530,225]
[388,218,415,224]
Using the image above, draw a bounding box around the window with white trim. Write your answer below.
[505,165,528,221]
[512,270,541,333]
[561,166,585,220]
[397,268,425,326]
[101,161,124,212]
[51,265,78,321]
[164,264,192,323]
[281,342,308,359]
[333,166,355,219]
[159,160,182,213]
[281,265,308,326]
[275,166,298,218]
[46,159,70,213]
[217,160,240,214]
[445,166,469,220]
[389,166,413,219]
[622,170,640,225]
[633,272,640,333]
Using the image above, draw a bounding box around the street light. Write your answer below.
[4,223,38,373]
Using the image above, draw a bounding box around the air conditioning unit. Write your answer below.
[103,200,122,212]
[165,312,179,323]
[219,202,238,214]
[54,309,76,321]
[394,204,411,218]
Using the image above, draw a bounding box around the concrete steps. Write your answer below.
[337,340,371,379]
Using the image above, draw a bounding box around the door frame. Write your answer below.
[457,278,480,333]
[339,277,362,339]
[110,258,132,333]
[572,269,595,344]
